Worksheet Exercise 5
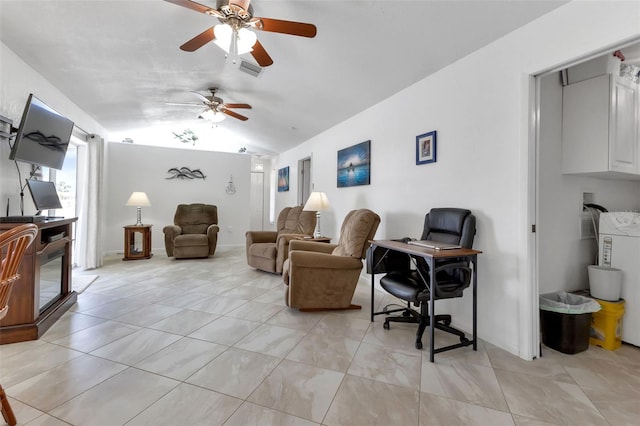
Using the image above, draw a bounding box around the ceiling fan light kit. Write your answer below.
[200,109,226,122]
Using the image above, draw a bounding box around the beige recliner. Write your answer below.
[163,204,219,259]
[245,206,316,274]
[283,209,381,310]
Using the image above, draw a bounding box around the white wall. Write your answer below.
[0,42,108,215]
[276,1,640,356]
[104,142,251,253]
[538,72,640,295]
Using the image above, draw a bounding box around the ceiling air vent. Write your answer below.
[239,60,263,78]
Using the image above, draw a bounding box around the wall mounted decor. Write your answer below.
[166,167,206,180]
[172,129,199,145]
[416,130,437,165]
[337,140,371,188]
[278,166,290,192]
[225,174,236,194]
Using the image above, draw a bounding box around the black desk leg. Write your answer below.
[371,269,375,322]
[472,255,478,351]
[429,256,436,363]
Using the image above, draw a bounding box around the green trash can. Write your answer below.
[539,291,601,354]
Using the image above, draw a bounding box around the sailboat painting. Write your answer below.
[337,140,371,188]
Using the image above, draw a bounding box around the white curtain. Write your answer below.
[76,135,104,269]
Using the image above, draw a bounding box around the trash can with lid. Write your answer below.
[539,291,601,354]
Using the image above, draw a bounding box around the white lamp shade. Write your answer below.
[213,24,232,53]
[303,192,331,211]
[236,28,257,54]
[200,109,226,122]
[126,192,151,207]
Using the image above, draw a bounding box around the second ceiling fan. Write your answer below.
[165,0,317,67]
[167,88,251,122]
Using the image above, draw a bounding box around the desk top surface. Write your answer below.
[370,239,482,258]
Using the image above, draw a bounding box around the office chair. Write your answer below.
[378,208,476,349]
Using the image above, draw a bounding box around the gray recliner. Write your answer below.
[163,204,219,259]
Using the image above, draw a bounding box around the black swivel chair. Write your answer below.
[378,208,476,349]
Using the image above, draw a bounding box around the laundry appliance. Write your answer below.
[599,211,640,346]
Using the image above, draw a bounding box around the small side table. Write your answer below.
[123,224,153,261]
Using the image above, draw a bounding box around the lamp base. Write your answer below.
[135,207,143,226]
[314,211,321,238]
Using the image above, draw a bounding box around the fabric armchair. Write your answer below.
[163,203,219,259]
[283,209,381,310]
[246,206,316,274]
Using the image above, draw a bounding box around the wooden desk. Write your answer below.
[123,225,153,261]
[0,218,78,344]
[368,239,482,362]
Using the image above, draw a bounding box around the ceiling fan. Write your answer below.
[165,0,317,66]
[166,87,251,122]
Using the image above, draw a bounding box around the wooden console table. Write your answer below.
[0,218,78,344]
[123,224,152,260]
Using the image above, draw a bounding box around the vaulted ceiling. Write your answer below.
[0,0,568,154]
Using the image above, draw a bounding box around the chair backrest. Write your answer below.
[421,208,476,248]
[276,206,316,235]
[0,224,38,320]
[332,209,381,259]
[420,208,476,298]
[174,204,218,234]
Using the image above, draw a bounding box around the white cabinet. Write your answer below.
[562,73,639,177]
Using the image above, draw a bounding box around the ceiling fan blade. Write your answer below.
[164,0,214,15]
[165,102,202,107]
[180,27,215,52]
[222,109,249,121]
[255,18,317,38]
[250,40,273,67]
[189,91,212,103]
[224,103,252,109]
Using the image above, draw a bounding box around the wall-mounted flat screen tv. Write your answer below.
[9,94,74,170]
[26,179,63,213]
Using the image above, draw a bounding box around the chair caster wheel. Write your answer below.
[383,321,390,330]
[402,310,411,317]
[460,336,469,343]
[415,340,423,350]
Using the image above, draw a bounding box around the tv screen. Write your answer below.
[26,179,63,213]
[9,94,74,170]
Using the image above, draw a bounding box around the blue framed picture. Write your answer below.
[416,131,437,165]
[277,166,289,192]
[337,140,371,188]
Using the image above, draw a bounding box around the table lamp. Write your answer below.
[126,192,151,225]
[303,191,331,238]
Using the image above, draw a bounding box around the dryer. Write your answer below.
[599,211,640,346]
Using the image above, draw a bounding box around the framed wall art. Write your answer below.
[337,140,371,188]
[416,130,437,165]
[277,166,290,192]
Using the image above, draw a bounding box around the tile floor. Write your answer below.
[2,247,639,426]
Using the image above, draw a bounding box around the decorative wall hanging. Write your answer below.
[166,167,206,180]
[416,130,437,165]
[278,166,290,192]
[337,140,371,188]
[225,174,236,194]
[172,129,199,145]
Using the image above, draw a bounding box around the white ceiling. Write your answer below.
[0,0,568,155]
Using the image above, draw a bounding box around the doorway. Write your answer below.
[298,157,311,206]
[250,171,265,230]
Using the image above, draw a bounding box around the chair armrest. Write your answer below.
[246,231,277,245]
[207,224,220,236]
[289,240,337,254]
[288,250,362,270]
[162,225,182,238]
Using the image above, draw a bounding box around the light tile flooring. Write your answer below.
[2,247,639,426]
